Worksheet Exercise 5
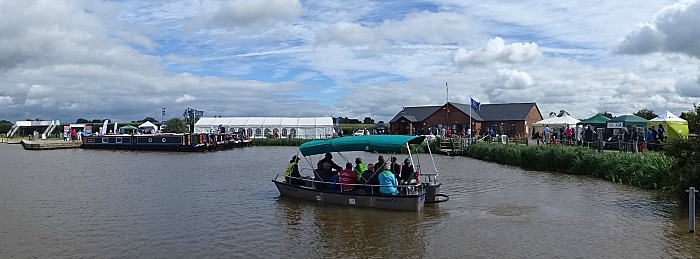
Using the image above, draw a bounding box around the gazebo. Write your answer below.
[577,114,610,129]
[648,111,689,139]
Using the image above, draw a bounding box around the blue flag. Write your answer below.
[470,98,480,111]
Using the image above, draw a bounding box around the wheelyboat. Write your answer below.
[272,135,448,211]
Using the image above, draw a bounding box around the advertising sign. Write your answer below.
[606,122,624,128]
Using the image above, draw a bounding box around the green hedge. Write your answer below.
[464,143,676,190]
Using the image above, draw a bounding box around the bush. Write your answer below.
[662,138,700,196]
[464,143,675,190]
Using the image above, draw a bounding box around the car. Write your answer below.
[353,129,367,136]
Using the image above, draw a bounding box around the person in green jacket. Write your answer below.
[353,157,366,180]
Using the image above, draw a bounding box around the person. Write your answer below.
[353,157,366,180]
[650,126,658,151]
[329,170,340,191]
[657,124,665,142]
[390,156,401,178]
[361,163,379,192]
[551,135,557,145]
[621,127,630,152]
[446,128,452,137]
[375,155,386,174]
[565,125,573,145]
[630,126,638,153]
[399,158,415,185]
[584,125,593,147]
[646,127,654,151]
[543,125,550,144]
[637,128,645,153]
[315,162,333,190]
[533,131,541,145]
[488,128,495,142]
[70,129,77,141]
[317,152,342,172]
[339,163,357,191]
[378,164,399,195]
[285,155,304,185]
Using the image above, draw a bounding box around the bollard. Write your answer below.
[688,187,698,233]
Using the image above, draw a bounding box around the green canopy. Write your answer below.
[608,115,647,127]
[119,125,139,130]
[299,135,426,156]
[577,114,610,127]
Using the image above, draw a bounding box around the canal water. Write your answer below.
[1,143,698,258]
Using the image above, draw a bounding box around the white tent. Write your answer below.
[533,114,581,126]
[650,111,686,122]
[138,121,157,128]
[194,117,335,139]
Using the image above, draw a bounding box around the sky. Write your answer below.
[1,0,700,124]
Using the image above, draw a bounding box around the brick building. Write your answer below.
[389,102,543,138]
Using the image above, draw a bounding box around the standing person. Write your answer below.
[353,157,366,180]
[285,155,304,185]
[399,158,415,185]
[646,127,655,151]
[584,125,593,147]
[446,128,452,137]
[630,126,638,153]
[657,124,665,142]
[375,155,386,174]
[637,128,645,153]
[378,164,398,195]
[70,129,77,141]
[565,125,573,145]
[621,127,630,152]
[338,163,357,191]
[543,125,550,144]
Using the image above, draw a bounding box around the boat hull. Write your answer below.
[273,180,425,211]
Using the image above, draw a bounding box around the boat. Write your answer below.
[272,135,448,211]
[81,132,251,152]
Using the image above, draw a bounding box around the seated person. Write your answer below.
[339,162,357,191]
[378,164,399,195]
[329,170,340,191]
[361,164,379,192]
[314,162,333,189]
[399,158,415,185]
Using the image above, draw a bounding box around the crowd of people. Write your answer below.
[284,153,419,195]
[531,123,668,152]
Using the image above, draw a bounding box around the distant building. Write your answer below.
[389,102,543,138]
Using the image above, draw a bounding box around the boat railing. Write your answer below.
[273,174,425,196]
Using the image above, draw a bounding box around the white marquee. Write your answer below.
[194,117,335,139]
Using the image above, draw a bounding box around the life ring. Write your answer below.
[161,138,166,143]
[148,138,152,143]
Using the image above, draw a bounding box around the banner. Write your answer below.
[606,122,623,128]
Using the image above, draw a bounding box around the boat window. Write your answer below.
[102,138,109,143]
[116,137,122,144]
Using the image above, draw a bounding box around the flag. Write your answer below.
[470,98,480,111]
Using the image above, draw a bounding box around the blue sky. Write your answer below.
[1,0,700,123]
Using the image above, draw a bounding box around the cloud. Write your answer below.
[0,96,14,106]
[175,94,196,103]
[316,11,472,46]
[616,0,700,58]
[212,0,303,27]
[453,37,542,66]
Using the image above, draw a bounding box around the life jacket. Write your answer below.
[285,162,297,177]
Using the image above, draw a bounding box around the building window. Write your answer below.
[290,129,296,137]
[508,123,516,134]
[255,128,262,137]
[282,128,288,137]
[247,128,253,137]
[264,128,271,136]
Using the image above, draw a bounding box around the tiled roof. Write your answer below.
[392,102,537,122]
[390,105,441,123]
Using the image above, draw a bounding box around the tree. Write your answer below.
[680,104,699,134]
[0,120,12,134]
[634,109,657,120]
[76,118,89,123]
[133,117,157,123]
[363,117,374,124]
[162,118,188,133]
[338,117,361,124]
[598,111,613,119]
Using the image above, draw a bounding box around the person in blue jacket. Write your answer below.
[378,164,399,195]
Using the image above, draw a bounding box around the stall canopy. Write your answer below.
[193,117,335,139]
[577,114,610,128]
[648,111,688,139]
[607,114,647,128]
[533,114,581,127]
[138,121,156,128]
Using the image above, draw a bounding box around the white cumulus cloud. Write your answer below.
[453,37,542,66]
[175,94,196,103]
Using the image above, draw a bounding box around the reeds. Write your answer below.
[464,143,676,190]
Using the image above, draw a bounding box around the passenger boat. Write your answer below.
[272,135,448,211]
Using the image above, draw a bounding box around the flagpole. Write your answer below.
[469,95,472,140]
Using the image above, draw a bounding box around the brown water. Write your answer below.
[1,144,698,258]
